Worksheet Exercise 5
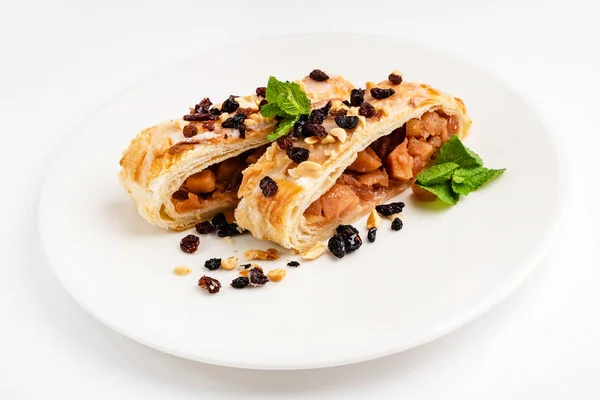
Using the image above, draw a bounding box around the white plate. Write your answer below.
[39,33,565,370]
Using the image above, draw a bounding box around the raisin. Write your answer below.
[388,73,403,85]
[255,86,266,97]
[212,213,228,230]
[258,99,268,109]
[180,234,200,253]
[309,69,329,81]
[221,96,239,113]
[336,225,362,253]
[259,176,278,197]
[183,113,217,122]
[287,261,300,267]
[327,234,346,258]
[182,124,198,138]
[231,277,250,289]
[276,134,293,150]
[202,121,215,131]
[370,88,395,99]
[209,107,222,116]
[292,115,308,138]
[198,276,221,294]
[238,123,246,139]
[195,221,214,234]
[391,218,403,231]
[350,88,365,107]
[308,101,332,125]
[334,115,359,130]
[195,97,212,113]
[221,112,247,129]
[249,267,269,286]
[376,202,405,216]
[204,258,222,271]
[358,102,376,118]
[240,263,251,269]
[286,147,310,164]
[342,100,351,107]
[217,223,244,237]
[302,123,328,138]
[367,227,377,243]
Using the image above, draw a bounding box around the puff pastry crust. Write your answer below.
[236,74,471,250]
[119,75,354,230]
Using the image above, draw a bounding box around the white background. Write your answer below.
[1,0,599,398]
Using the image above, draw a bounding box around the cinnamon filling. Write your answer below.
[304,111,458,226]
[171,146,268,213]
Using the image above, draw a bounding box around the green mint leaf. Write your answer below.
[267,115,299,142]
[416,162,460,186]
[265,76,287,103]
[451,167,506,196]
[259,102,283,117]
[435,135,484,168]
[416,182,459,205]
[276,81,311,115]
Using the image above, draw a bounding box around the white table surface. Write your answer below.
[1,0,599,398]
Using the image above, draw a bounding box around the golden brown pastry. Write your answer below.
[235,72,471,250]
[119,75,354,230]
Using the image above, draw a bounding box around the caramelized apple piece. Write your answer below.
[386,140,413,181]
[358,168,389,187]
[347,148,382,173]
[185,170,216,193]
[174,192,202,213]
[320,184,360,220]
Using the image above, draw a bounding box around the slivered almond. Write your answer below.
[301,242,326,260]
[296,161,323,178]
[329,127,347,143]
[366,209,382,229]
[321,135,335,145]
[304,136,319,145]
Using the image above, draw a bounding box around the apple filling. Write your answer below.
[304,111,458,226]
[172,146,267,214]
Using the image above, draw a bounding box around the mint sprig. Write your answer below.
[415,136,505,205]
[261,76,311,141]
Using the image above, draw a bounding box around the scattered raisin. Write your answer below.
[259,176,278,197]
[391,218,403,231]
[255,86,266,97]
[183,113,217,122]
[342,100,351,107]
[370,88,395,99]
[327,234,346,258]
[195,97,212,113]
[358,102,376,118]
[334,115,359,130]
[221,96,239,113]
[231,277,250,289]
[367,227,377,243]
[309,69,329,81]
[309,101,332,125]
[276,134,293,150]
[302,123,328,138]
[286,147,310,164]
[376,202,405,216]
[212,213,228,230]
[204,258,222,271]
[389,73,403,85]
[287,261,300,267]
[336,225,362,253]
[195,221,214,234]
[238,123,246,139]
[198,276,221,294]
[202,121,215,131]
[182,124,198,138]
[209,107,222,116]
[217,222,244,237]
[350,88,365,107]
[221,112,247,129]
[180,234,200,253]
[258,99,268,109]
[240,263,251,269]
[291,114,308,138]
[249,267,269,286]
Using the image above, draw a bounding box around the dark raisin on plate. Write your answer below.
[198,276,221,294]
[350,88,365,107]
[376,202,405,216]
[334,115,359,130]
[287,261,300,267]
[180,234,200,253]
[286,147,310,164]
[259,176,278,197]
[212,213,228,230]
[195,221,215,234]
[249,267,269,286]
[336,224,362,253]
[388,73,403,85]
[204,258,222,271]
[231,277,250,289]
[370,88,396,99]
[328,234,346,258]
[221,96,239,113]
[367,227,377,243]
[358,102,376,118]
[309,69,329,82]
[391,218,403,231]
[217,222,244,237]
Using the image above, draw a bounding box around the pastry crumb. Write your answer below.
[301,242,326,260]
[244,248,280,261]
